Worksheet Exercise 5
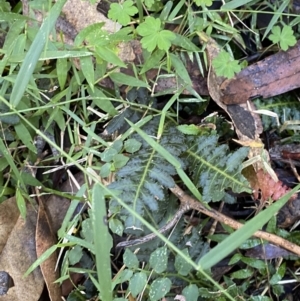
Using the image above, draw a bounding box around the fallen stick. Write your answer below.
[117,185,300,257]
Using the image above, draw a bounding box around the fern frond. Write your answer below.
[103,88,156,135]
[185,135,251,202]
[109,118,187,231]
[253,96,300,129]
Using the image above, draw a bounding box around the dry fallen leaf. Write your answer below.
[46,172,86,233]
[0,202,44,301]
[0,172,86,300]
[0,197,20,252]
[220,40,300,104]
[244,168,296,202]
[199,32,263,142]
[36,197,61,301]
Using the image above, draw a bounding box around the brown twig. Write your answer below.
[170,185,300,256]
[117,185,300,257]
[116,204,187,248]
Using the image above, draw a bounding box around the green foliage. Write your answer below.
[128,272,147,297]
[186,135,250,202]
[253,96,300,129]
[268,25,297,51]
[144,0,155,8]
[1,0,300,300]
[109,117,187,230]
[149,278,172,301]
[108,0,138,26]
[212,51,242,79]
[194,0,213,7]
[149,246,168,273]
[99,140,129,175]
[136,16,176,52]
[0,0,11,12]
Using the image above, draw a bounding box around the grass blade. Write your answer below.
[199,184,300,270]
[92,183,113,301]
[10,0,68,107]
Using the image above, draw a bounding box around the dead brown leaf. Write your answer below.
[0,172,86,300]
[36,197,61,301]
[46,172,86,233]
[245,243,296,259]
[244,167,296,202]
[0,202,44,301]
[0,197,20,252]
[220,40,300,104]
[200,33,263,142]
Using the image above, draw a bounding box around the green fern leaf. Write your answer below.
[103,88,156,136]
[109,118,187,231]
[185,135,251,202]
[253,96,300,129]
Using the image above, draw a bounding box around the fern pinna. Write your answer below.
[109,116,251,239]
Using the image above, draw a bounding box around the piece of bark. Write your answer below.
[58,0,121,35]
[220,40,300,104]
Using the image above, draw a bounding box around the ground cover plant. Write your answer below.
[1,0,300,300]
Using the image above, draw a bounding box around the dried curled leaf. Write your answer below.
[245,168,297,202]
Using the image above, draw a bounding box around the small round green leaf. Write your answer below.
[68,245,83,265]
[128,272,147,297]
[112,140,123,152]
[101,148,118,162]
[149,246,168,273]
[109,218,124,236]
[124,139,142,153]
[100,162,112,177]
[108,0,138,26]
[123,249,139,269]
[174,248,193,276]
[230,268,253,279]
[81,218,94,243]
[182,284,199,301]
[112,269,133,289]
[149,277,171,301]
[113,154,129,169]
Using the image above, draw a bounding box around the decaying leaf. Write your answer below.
[0,171,86,301]
[198,32,263,143]
[46,172,86,233]
[36,198,61,301]
[220,40,300,104]
[245,243,296,259]
[277,196,300,228]
[0,197,20,252]
[244,168,297,202]
[0,203,44,301]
